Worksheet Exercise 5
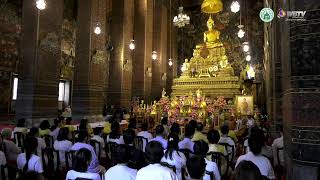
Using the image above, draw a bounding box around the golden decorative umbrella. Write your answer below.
[201,0,223,14]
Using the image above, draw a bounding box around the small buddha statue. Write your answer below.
[161,88,166,97]
[203,17,223,48]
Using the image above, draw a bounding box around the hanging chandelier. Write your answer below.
[36,0,46,10]
[173,7,190,28]
[230,1,240,13]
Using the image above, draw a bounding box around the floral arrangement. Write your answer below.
[213,96,227,109]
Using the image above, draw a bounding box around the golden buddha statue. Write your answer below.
[203,17,223,48]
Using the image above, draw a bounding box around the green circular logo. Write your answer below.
[259,8,274,22]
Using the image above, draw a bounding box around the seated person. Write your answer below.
[193,140,220,180]
[170,123,181,138]
[28,128,46,157]
[64,117,76,133]
[235,160,263,180]
[102,118,112,134]
[91,127,106,158]
[137,123,153,151]
[39,120,51,137]
[17,137,43,174]
[161,133,186,180]
[236,128,275,179]
[218,125,236,161]
[66,148,101,180]
[161,117,170,138]
[272,125,284,166]
[79,119,93,135]
[70,131,105,173]
[0,135,6,166]
[151,125,167,149]
[50,117,63,140]
[12,118,28,139]
[106,122,125,144]
[185,156,206,180]
[178,125,195,152]
[136,141,178,180]
[53,127,73,166]
[123,128,146,169]
[1,128,21,164]
[16,171,44,180]
[192,123,208,143]
[207,129,227,174]
[219,121,238,143]
[244,127,273,159]
[104,145,137,180]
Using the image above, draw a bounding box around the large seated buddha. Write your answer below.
[198,16,223,49]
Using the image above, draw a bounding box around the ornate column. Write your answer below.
[132,0,153,103]
[107,0,133,107]
[72,0,107,118]
[15,0,63,126]
[277,0,320,179]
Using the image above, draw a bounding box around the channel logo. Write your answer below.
[277,8,286,18]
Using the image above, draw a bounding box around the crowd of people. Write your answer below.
[0,115,284,180]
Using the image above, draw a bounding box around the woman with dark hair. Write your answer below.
[136,141,178,180]
[39,120,51,136]
[193,140,220,180]
[66,148,101,180]
[185,156,206,180]
[17,137,43,173]
[161,117,170,137]
[64,117,76,133]
[50,118,63,140]
[235,160,263,180]
[161,133,186,180]
[106,122,124,144]
[170,123,181,137]
[79,119,93,135]
[53,127,73,165]
[178,124,195,152]
[28,128,46,157]
[12,118,28,139]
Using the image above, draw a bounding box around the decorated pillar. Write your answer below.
[15,0,63,126]
[107,0,133,107]
[72,0,107,118]
[132,0,153,103]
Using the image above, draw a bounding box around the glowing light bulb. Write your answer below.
[168,59,173,66]
[237,25,245,38]
[129,40,135,50]
[181,66,186,72]
[243,42,249,52]
[152,51,157,60]
[94,26,101,35]
[246,54,251,61]
[247,65,255,79]
[36,0,46,10]
[230,1,240,13]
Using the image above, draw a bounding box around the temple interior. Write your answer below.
[0,0,320,179]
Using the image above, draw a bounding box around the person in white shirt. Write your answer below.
[161,133,186,180]
[50,118,63,140]
[151,125,167,149]
[66,148,101,180]
[53,127,73,166]
[137,123,153,151]
[161,117,170,138]
[178,125,195,152]
[28,128,46,157]
[235,160,263,180]
[106,122,125,144]
[91,127,106,158]
[136,141,178,180]
[272,125,284,166]
[17,137,43,174]
[185,156,206,180]
[70,131,105,173]
[123,129,146,169]
[104,144,137,180]
[193,140,221,180]
[11,118,28,139]
[218,125,236,161]
[236,128,275,179]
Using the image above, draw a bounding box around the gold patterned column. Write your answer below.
[72,0,107,118]
[108,0,133,107]
[15,0,64,126]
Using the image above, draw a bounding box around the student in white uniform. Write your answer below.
[11,118,28,139]
[272,125,284,166]
[50,118,63,140]
[137,123,153,151]
[218,125,236,161]
[104,144,137,180]
[136,141,178,180]
[106,122,124,144]
[17,137,43,174]
[53,127,73,166]
[66,148,101,180]
[28,128,46,157]
[185,156,206,180]
[235,160,263,180]
[193,140,221,180]
[91,127,106,158]
[236,128,275,179]
[151,125,167,149]
[161,133,186,180]
[178,125,195,152]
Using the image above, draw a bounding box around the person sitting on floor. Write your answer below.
[39,120,51,137]
[53,127,73,166]
[17,137,43,174]
[151,125,167,149]
[66,148,101,180]
[28,128,46,157]
[236,128,275,179]
[106,121,125,144]
[192,123,208,143]
[193,140,220,180]
[136,141,178,180]
[161,133,186,180]
[185,156,206,180]
[178,124,195,153]
[104,144,137,180]
[70,130,105,173]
